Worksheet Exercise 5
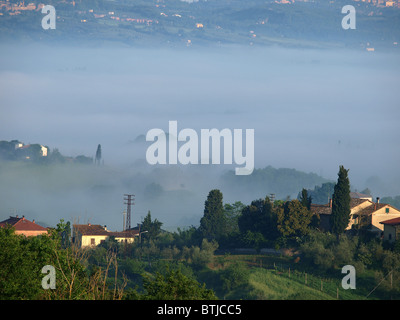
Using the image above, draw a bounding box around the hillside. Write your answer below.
[220,166,331,202]
[1,0,399,51]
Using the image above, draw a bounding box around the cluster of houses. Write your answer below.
[2,192,400,246]
[0,215,140,247]
[310,192,400,242]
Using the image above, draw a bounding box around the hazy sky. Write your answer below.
[1,43,399,229]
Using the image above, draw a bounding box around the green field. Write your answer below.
[200,254,374,300]
[247,268,335,300]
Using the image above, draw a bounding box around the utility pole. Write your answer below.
[122,209,126,232]
[124,194,135,231]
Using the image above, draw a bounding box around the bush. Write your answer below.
[140,268,217,300]
[220,261,250,291]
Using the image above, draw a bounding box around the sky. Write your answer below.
[1,42,399,230]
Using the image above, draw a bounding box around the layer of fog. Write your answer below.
[0,43,399,230]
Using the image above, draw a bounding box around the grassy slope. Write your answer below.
[247,268,335,300]
[205,254,370,300]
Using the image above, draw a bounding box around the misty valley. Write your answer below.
[0,0,399,302]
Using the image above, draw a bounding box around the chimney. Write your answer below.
[376,197,380,204]
[32,219,35,224]
[329,198,332,208]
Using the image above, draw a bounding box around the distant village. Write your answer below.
[1,0,399,21]
[0,139,94,164]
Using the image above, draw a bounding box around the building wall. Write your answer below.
[351,200,374,214]
[15,230,48,237]
[79,235,135,247]
[383,225,397,243]
[81,235,108,247]
[372,207,400,232]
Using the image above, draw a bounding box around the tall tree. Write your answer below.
[223,201,245,235]
[238,196,279,242]
[199,189,226,241]
[330,165,351,236]
[95,144,102,165]
[276,200,313,239]
[299,188,312,210]
[141,211,163,242]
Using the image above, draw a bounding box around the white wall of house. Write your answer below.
[79,235,135,247]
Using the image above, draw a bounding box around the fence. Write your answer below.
[254,261,363,300]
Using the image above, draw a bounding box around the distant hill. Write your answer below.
[0,0,399,51]
[220,165,331,202]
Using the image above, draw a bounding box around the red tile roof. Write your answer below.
[0,216,47,231]
[355,203,388,217]
[310,198,371,215]
[380,217,400,226]
[73,224,138,238]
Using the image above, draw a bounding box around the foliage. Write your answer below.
[199,189,226,241]
[223,201,245,235]
[172,226,202,248]
[305,182,335,205]
[0,224,128,300]
[330,166,351,235]
[299,230,357,273]
[140,211,163,243]
[241,230,267,252]
[0,226,55,299]
[181,239,219,269]
[56,219,71,249]
[140,268,217,300]
[276,200,314,240]
[220,261,250,291]
[238,196,279,243]
[299,188,312,210]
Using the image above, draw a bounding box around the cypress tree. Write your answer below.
[330,165,351,235]
[199,189,225,241]
[95,144,102,165]
[300,188,312,210]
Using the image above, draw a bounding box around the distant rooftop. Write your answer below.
[73,223,139,238]
[0,215,48,232]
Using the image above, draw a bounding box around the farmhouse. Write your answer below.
[73,223,139,247]
[380,217,400,243]
[0,215,48,237]
[311,196,400,236]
